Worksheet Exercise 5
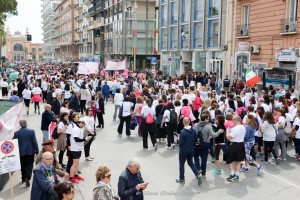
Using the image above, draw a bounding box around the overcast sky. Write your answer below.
[5,0,43,43]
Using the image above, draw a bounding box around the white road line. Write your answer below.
[264,170,300,190]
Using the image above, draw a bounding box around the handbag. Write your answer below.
[155,106,164,124]
[129,115,138,130]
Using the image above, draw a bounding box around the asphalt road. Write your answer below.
[1,102,300,200]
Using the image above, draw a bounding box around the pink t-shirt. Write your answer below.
[224,120,235,129]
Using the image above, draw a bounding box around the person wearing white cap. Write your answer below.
[69,117,93,184]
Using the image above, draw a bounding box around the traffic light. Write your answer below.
[27,34,32,41]
[95,30,100,37]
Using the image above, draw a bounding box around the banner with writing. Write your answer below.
[77,62,99,74]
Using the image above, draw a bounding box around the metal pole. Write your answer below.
[133,0,137,71]
[146,0,148,56]
[232,0,237,78]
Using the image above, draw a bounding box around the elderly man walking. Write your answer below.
[41,104,57,142]
[13,120,39,187]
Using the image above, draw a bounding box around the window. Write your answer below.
[288,0,298,21]
[181,0,190,23]
[170,1,178,25]
[209,0,220,17]
[170,27,178,49]
[161,4,167,27]
[13,44,24,51]
[208,19,219,47]
[180,25,190,49]
[160,28,167,50]
[194,0,204,21]
[193,22,203,49]
[242,5,250,27]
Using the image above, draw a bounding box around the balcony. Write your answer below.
[75,3,83,10]
[88,7,96,16]
[83,11,88,17]
[96,2,103,11]
[83,0,90,5]
[75,14,83,21]
[83,24,89,30]
[76,27,83,32]
[83,37,92,43]
[88,17,104,30]
[236,24,249,38]
[280,18,298,35]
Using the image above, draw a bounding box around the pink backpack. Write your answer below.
[146,113,154,124]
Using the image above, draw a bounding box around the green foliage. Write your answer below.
[0,0,18,46]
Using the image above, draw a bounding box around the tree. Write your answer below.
[0,0,18,25]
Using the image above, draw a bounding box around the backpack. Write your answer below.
[255,117,260,130]
[52,126,59,139]
[146,113,154,124]
[169,110,178,125]
[195,125,206,149]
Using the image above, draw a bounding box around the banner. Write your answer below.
[0,103,23,142]
[105,59,127,70]
[77,62,99,74]
[0,139,21,174]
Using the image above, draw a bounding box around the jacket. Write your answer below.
[93,182,118,200]
[13,127,39,156]
[179,126,197,153]
[102,84,110,95]
[51,98,61,116]
[214,124,226,144]
[30,163,59,200]
[244,125,256,143]
[118,168,144,200]
[41,110,57,131]
[35,150,65,177]
[193,122,219,143]
[69,94,80,112]
[98,98,105,114]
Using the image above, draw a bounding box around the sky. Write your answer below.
[5,0,43,43]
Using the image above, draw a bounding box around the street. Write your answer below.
[1,102,300,200]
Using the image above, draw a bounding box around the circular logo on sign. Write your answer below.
[1,141,14,154]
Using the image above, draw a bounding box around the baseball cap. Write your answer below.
[78,117,86,124]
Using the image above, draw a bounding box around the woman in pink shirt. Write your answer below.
[192,90,202,123]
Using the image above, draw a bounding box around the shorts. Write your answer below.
[1,88,8,96]
[70,151,82,159]
[24,99,30,107]
[226,142,245,164]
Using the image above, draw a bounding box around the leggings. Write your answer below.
[84,138,94,157]
[264,141,278,162]
[80,100,86,114]
[34,102,40,112]
[59,150,65,164]
[214,144,224,161]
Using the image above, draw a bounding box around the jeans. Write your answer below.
[20,155,34,181]
[179,151,199,180]
[103,93,109,103]
[264,141,277,162]
[113,104,120,120]
[118,115,131,135]
[274,140,287,160]
[194,144,209,175]
[245,141,255,163]
[42,130,49,142]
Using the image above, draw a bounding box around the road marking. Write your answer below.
[264,170,300,190]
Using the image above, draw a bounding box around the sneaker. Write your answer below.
[211,158,215,163]
[172,144,176,149]
[69,177,79,184]
[96,125,101,128]
[154,143,158,151]
[201,174,206,179]
[89,156,94,159]
[258,165,264,176]
[197,175,202,186]
[25,179,30,187]
[276,158,281,164]
[234,175,240,182]
[213,168,221,175]
[176,178,185,184]
[85,157,93,161]
[227,174,237,182]
[166,146,171,150]
[74,174,85,181]
[240,167,249,173]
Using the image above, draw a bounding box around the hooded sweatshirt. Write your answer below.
[179,126,197,153]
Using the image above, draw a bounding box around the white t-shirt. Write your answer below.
[114,93,124,105]
[278,116,286,127]
[0,81,8,87]
[58,122,68,133]
[31,87,42,95]
[83,116,95,131]
[163,109,171,123]
[293,117,300,139]
[70,125,84,152]
[121,102,132,117]
[22,89,31,99]
[229,125,246,142]
[141,106,155,118]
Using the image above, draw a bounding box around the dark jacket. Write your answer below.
[35,150,65,177]
[99,98,105,114]
[46,90,54,105]
[179,126,197,153]
[13,127,39,156]
[30,162,59,200]
[118,168,144,200]
[214,124,226,144]
[41,110,57,131]
[102,84,110,95]
[51,98,61,116]
[69,94,80,112]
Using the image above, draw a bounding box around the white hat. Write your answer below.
[78,117,86,124]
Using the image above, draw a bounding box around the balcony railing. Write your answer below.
[96,2,103,11]
[281,17,298,33]
[88,7,95,16]
[237,24,249,37]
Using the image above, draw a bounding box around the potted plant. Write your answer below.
[211,7,218,15]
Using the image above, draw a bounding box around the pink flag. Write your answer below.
[100,70,105,75]
[137,73,141,78]
[131,73,136,77]
[105,72,109,79]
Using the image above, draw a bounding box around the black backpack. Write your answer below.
[52,126,59,139]
[195,125,206,149]
[169,110,178,125]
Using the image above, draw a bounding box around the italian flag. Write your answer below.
[245,69,261,87]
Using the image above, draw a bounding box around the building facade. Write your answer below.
[41,0,60,62]
[5,28,43,63]
[53,0,78,62]
[234,0,300,89]
[158,0,230,77]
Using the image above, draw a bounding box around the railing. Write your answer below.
[281,17,298,33]
[88,7,95,15]
[96,2,103,11]
[237,24,249,37]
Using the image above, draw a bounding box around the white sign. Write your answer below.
[238,42,250,51]
[0,139,21,174]
[77,62,99,74]
[0,103,22,141]
[275,49,297,62]
[105,59,127,70]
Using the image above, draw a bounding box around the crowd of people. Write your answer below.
[1,63,300,199]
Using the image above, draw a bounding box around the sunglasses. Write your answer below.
[105,174,112,178]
